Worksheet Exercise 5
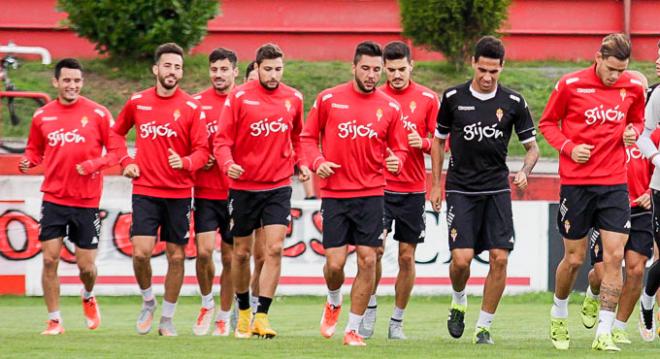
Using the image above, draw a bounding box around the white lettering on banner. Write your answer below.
[584,105,625,125]
[463,122,503,142]
[47,129,85,147]
[249,117,289,137]
[139,121,177,139]
[626,147,644,163]
[338,120,378,139]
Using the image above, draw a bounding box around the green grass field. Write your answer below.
[1,293,658,358]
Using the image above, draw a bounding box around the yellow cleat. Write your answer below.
[592,333,621,351]
[234,308,252,339]
[252,313,277,339]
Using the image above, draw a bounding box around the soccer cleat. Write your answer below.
[591,333,620,351]
[638,303,656,342]
[136,303,157,335]
[212,320,230,337]
[158,318,178,337]
[447,303,466,339]
[580,295,599,329]
[320,302,341,339]
[192,307,214,336]
[550,317,570,350]
[358,305,377,339]
[611,327,631,344]
[388,319,407,340]
[473,327,494,344]
[252,313,277,339]
[343,330,367,346]
[82,295,101,330]
[234,308,252,339]
[41,319,65,335]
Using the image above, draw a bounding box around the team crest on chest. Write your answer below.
[81,116,88,127]
[376,108,383,121]
[173,109,181,121]
[620,88,626,101]
[409,101,416,113]
[284,99,292,112]
[496,108,504,122]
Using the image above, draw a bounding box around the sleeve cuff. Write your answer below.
[560,140,575,157]
[182,156,193,171]
[222,159,235,174]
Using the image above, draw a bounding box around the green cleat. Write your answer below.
[592,333,621,351]
[447,302,467,339]
[472,326,494,344]
[580,295,599,329]
[611,328,631,344]
[550,317,570,350]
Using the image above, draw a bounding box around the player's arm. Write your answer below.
[512,96,539,190]
[301,95,338,179]
[421,93,440,154]
[20,114,45,172]
[77,108,128,175]
[430,90,452,212]
[214,94,243,179]
[177,108,210,172]
[637,87,660,167]
[386,108,409,174]
[290,94,310,181]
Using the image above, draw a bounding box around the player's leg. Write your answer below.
[640,258,660,341]
[214,239,233,336]
[72,207,101,330]
[611,250,647,344]
[474,249,507,344]
[192,198,218,335]
[250,228,266,314]
[388,241,416,340]
[40,237,65,335]
[252,224,286,338]
[581,229,602,329]
[359,231,384,339]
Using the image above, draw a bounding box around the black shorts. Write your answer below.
[383,191,426,244]
[445,191,514,254]
[131,194,192,245]
[558,185,630,240]
[228,186,292,237]
[194,198,233,245]
[652,190,660,249]
[322,196,384,248]
[590,208,653,265]
[39,201,101,250]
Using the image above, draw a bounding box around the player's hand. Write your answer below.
[227,163,245,179]
[18,158,31,173]
[623,123,637,146]
[385,148,400,173]
[168,148,183,169]
[317,161,341,179]
[408,131,423,149]
[203,155,216,170]
[570,144,594,164]
[123,163,140,178]
[430,186,443,213]
[298,165,311,182]
[512,171,528,190]
[76,163,87,175]
[633,193,652,210]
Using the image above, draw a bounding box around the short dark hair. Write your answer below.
[54,58,83,79]
[383,41,411,62]
[600,33,631,61]
[353,41,382,64]
[209,48,237,68]
[154,42,184,63]
[255,43,283,65]
[474,36,505,64]
[245,61,257,80]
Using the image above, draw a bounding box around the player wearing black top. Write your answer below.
[429,36,539,345]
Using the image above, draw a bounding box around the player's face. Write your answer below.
[471,56,502,93]
[258,58,284,90]
[655,48,660,77]
[385,58,413,90]
[52,67,83,104]
[153,53,183,90]
[246,68,258,82]
[209,59,237,93]
[595,53,628,87]
[352,55,383,93]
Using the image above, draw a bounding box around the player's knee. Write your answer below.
[451,257,471,272]
[490,255,508,270]
[42,256,59,271]
[77,262,95,276]
[233,250,250,265]
[266,241,283,257]
[196,248,213,263]
[626,262,645,280]
[565,251,585,269]
[168,252,185,265]
[221,251,232,269]
[604,249,625,266]
[358,253,377,271]
[398,253,415,272]
[132,251,151,265]
[375,246,384,261]
[325,260,345,275]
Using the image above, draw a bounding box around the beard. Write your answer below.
[213,80,231,92]
[158,74,179,90]
[259,77,280,90]
[355,75,375,93]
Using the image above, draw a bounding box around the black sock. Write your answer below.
[645,259,660,296]
[257,296,273,314]
[236,291,250,311]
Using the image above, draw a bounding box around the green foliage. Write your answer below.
[57,0,219,59]
[400,0,511,69]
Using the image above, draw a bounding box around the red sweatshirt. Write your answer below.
[193,87,230,200]
[113,87,209,198]
[23,96,125,208]
[300,82,409,198]
[539,65,645,185]
[627,128,660,207]
[214,80,304,191]
[380,81,438,193]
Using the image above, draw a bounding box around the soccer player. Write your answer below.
[215,43,309,339]
[302,41,409,346]
[190,48,239,336]
[20,58,124,335]
[112,43,209,336]
[245,61,258,82]
[539,33,644,351]
[359,41,439,340]
[429,36,539,345]
[636,40,660,341]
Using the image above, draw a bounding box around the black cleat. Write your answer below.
[473,327,494,344]
[447,304,466,339]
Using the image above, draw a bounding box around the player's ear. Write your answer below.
[51,76,58,89]
[152,64,158,77]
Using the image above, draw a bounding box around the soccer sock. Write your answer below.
[595,310,615,336]
[201,293,215,309]
[476,310,495,329]
[257,296,273,314]
[391,306,405,321]
[327,288,342,307]
[551,295,569,318]
[641,291,655,310]
[236,291,250,311]
[250,295,259,314]
[613,319,627,330]
[345,312,363,333]
[644,260,660,296]
[452,289,467,307]
[586,285,599,299]
[368,295,377,308]
[161,300,177,319]
[82,289,94,300]
[216,310,231,322]
[140,287,155,303]
[48,311,62,322]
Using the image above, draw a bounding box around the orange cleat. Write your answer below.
[343,330,366,346]
[41,319,65,335]
[320,302,341,338]
[82,295,101,330]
